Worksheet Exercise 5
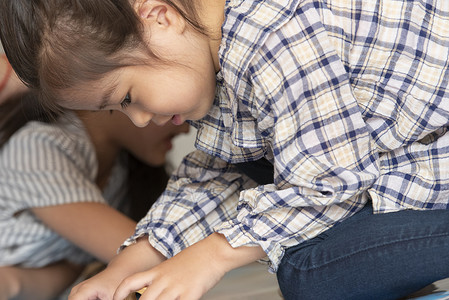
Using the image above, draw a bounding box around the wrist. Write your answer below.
[203,233,266,273]
[108,237,165,274]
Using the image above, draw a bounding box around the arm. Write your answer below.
[2,120,136,264]
[69,237,165,300]
[0,261,83,300]
[70,150,256,300]
[32,202,136,263]
[113,232,266,300]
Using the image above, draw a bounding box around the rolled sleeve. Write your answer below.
[121,150,255,258]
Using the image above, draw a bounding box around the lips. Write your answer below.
[171,114,183,125]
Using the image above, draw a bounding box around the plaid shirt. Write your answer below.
[124,0,449,272]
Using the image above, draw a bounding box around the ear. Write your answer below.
[135,0,185,32]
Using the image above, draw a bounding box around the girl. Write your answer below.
[0,57,189,300]
[2,0,449,299]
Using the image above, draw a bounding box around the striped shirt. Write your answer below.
[124,0,449,272]
[0,114,127,267]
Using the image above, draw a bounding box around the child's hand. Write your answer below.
[0,263,82,300]
[69,238,165,300]
[113,241,226,300]
[113,233,266,300]
[69,267,124,300]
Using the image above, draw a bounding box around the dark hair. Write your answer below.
[0,90,58,148]
[0,0,206,114]
[126,155,169,221]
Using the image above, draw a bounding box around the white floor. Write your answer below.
[203,262,282,300]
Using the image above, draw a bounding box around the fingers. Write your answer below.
[113,272,152,300]
[139,288,181,300]
[114,274,186,300]
[120,279,201,300]
[68,286,107,300]
[68,272,115,300]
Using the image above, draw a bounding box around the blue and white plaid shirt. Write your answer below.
[124,0,449,272]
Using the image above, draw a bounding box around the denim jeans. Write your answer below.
[277,205,449,300]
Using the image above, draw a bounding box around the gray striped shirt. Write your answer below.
[0,115,127,267]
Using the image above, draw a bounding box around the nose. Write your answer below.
[126,108,153,128]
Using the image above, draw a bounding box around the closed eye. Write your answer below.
[120,93,132,109]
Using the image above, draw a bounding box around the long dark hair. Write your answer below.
[0,0,206,114]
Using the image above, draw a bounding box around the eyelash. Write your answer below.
[120,93,132,109]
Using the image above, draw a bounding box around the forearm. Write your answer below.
[0,262,83,300]
[194,232,266,274]
[111,232,266,300]
[32,202,137,263]
[108,237,166,275]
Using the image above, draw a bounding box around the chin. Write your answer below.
[146,157,166,167]
[136,152,166,167]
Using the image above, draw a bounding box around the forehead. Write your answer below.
[59,74,121,111]
[56,52,154,110]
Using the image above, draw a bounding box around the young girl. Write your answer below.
[0,57,189,300]
[2,0,449,299]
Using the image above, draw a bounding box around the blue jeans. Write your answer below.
[277,205,449,300]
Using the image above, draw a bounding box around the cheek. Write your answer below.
[132,137,169,166]
[173,73,215,113]
[136,145,167,166]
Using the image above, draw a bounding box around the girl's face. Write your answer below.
[87,110,190,166]
[64,60,216,128]
[61,1,218,128]
[105,59,216,128]
[109,111,190,166]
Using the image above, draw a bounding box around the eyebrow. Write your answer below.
[98,81,119,110]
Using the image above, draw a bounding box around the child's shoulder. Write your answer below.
[13,119,79,143]
[3,115,91,156]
